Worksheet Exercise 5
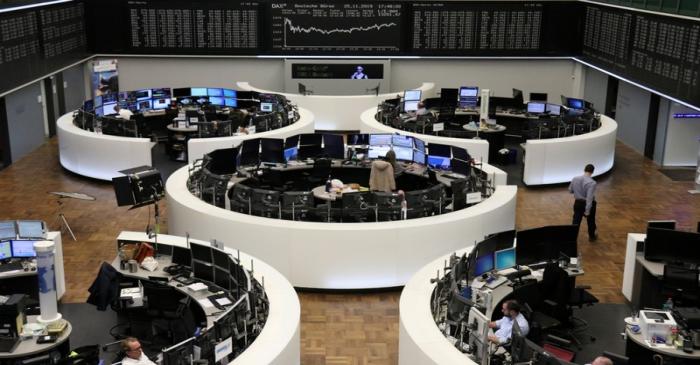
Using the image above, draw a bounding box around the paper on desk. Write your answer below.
[570,258,578,265]
[187,282,208,292]
[216,297,232,306]
[197,299,214,309]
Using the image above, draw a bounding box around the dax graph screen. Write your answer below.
[268,1,403,53]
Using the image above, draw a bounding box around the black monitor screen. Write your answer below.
[347,134,369,145]
[298,145,323,160]
[530,92,548,102]
[214,267,231,290]
[172,88,191,98]
[441,88,458,102]
[516,225,577,265]
[299,133,322,146]
[157,244,173,257]
[428,143,451,158]
[478,230,516,258]
[172,246,192,267]
[452,147,470,161]
[451,158,470,176]
[260,138,284,164]
[285,135,300,149]
[212,249,230,269]
[239,138,261,166]
[645,227,700,264]
[193,261,214,282]
[162,338,195,365]
[323,134,345,159]
[648,220,676,230]
[190,243,213,263]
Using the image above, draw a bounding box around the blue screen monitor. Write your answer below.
[135,89,151,101]
[369,134,392,146]
[151,88,171,99]
[392,135,413,148]
[414,138,425,153]
[404,100,419,112]
[94,95,103,107]
[427,155,450,170]
[459,87,479,97]
[0,242,10,259]
[136,100,152,110]
[224,98,237,107]
[546,104,561,115]
[495,248,516,271]
[368,145,390,159]
[11,240,35,258]
[393,146,413,161]
[260,102,273,112]
[223,89,236,98]
[413,150,425,165]
[94,107,104,116]
[207,88,223,97]
[566,98,585,110]
[0,221,16,240]
[474,254,495,276]
[404,89,422,101]
[284,147,298,161]
[208,96,225,106]
[83,100,94,111]
[102,102,117,115]
[527,102,546,114]
[191,88,207,97]
[102,93,117,104]
[152,98,170,110]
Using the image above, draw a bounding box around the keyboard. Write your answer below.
[485,276,508,289]
[528,262,549,271]
[0,337,19,353]
[0,262,23,273]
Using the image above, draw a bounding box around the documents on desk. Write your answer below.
[187,282,209,292]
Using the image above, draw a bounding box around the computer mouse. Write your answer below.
[23,267,29,272]
[30,267,36,271]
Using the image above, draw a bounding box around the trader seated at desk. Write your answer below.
[404,102,429,122]
[114,104,134,120]
[385,150,404,177]
[121,337,156,365]
[369,158,396,192]
[487,299,529,345]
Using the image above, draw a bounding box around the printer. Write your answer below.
[639,310,677,342]
[0,294,27,338]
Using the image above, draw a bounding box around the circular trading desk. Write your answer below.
[237,81,435,131]
[56,108,314,181]
[360,107,491,164]
[166,163,516,289]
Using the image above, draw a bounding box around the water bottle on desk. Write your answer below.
[325,175,332,193]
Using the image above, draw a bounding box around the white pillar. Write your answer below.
[34,241,62,324]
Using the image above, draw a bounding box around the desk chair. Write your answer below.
[142,281,189,345]
[342,192,375,222]
[281,191,313,221]
[229,184,253,215]
[448,179,468,211]
[512,280,561,344]
[374,192,402,221]
[251,189,281,218]
[404,190,430,218]
[663,264,700,307]
[423,185,445,215]
[304,158,332,187]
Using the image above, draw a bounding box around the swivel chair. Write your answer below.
[374,192,402,221]
[449,178,468,211]
[663,264,700,307]
[229,184,253,215]
[281,191,314,221]
[142,281,189,345]
[304,158,332,187]
[423,185,446,215]
[341,192,375,222]
[404,190,430,218]
[251,188,281,218]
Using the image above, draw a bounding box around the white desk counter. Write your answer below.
[237,81,435,131]
[359,107,491,164]
[57,113,155,181]
[166,165,516,289]
[522,115,617,185]
[116,231,300,365]
[187,107,315,164]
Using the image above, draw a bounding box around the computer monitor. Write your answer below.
[223,89,236,98]
[214,267,231,290]
[516,225,578,265]
[224,98,237,107]
[94,107,104,116]
[452,147,470,161]
[298,145,323,160]
[207,88,223,97]
[414,138,425,153]
[644,227,700,264]
[284,135,300,149]
[152,98,170,109]
[239,138,261,166]
[284,147,298,162]
[427,155,450,170]
[368,145,391,159]
[393,146,413,161]
[428,143,451,158]
[0,242,11,260]
[102,102,117,115]
[512,88,524,105]
[369,134,392,146]
[11,240,35,258]
[647,220,676,230]
[151,88,170,98]
[451,158,470,176]
[17,221,44,239]
[566,97,585,110]
[413,150,425,165]
[136,100,152,111]
[260,102,273,112]
[347,134,369,145]
[392,135,413,149]
[212,249,229,269]
[404,89,421,101]
[171,246,192,267]
[0,221,16,240]
[545,103,561,115]
[134,89,151,101]
[83,100,94,111]
[208,97,225,106]
[403,100,419,112]
[495,247,516,271]
[190,242,213,263]
[172,88,190,98]
[530,92,548,102]
[459,86,479,107]
[193,261,214,282]
[260,138,284,164]
[190,88,207,97]
[162,337,195,365]
[527,102,546,114]
[440,88,458,102]
[322,134,345,159]
[299,133,322,146]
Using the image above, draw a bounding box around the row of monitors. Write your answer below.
[0,240,37,259]
[644,226,700,264]
[0,220,46,240]
[433,88,591,112]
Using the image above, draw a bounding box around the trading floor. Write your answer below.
[0,137,697,363]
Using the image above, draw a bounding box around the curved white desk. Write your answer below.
[116,231,300,365]
[166,165,516,289]
[399,247,477,365]
[237,81,435,131]
[522,115,617,185]
[57,113,155,181]
[359,107,491,164]
[187,107,315,164]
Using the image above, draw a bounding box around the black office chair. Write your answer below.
[341,192,375,222]
[281,191,314,221]
[229,184,253,215]
[513,281,562,345]
[142,281,189,345]
[404,190,430,218]
[423,185,445,215]
[251,188,281,218]
[374,192,402,221]
[304,158,332,187]
[448,179,468,211]
[663,264,700,307]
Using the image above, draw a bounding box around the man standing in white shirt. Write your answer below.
[120,337,156,365]
[114,104,133,120]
